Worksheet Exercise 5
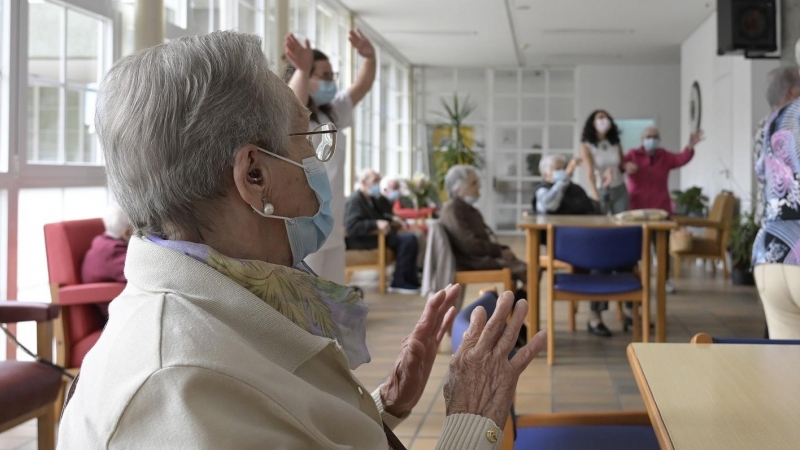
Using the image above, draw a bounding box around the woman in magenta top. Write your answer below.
[624,126,704,213]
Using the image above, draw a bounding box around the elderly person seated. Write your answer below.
[532,154,598,215]
[440,165,527,294]
[58,32,547,449]
[82,203,132,284]
[346,168,421,294]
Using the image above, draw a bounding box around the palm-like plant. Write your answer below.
[431,94,484,191]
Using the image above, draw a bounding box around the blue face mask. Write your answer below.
[386,190,401,202]
[253,150,334,266]
[368,183,381,197]
[643,138,660,152]
[463,195,479,205]
[310,80,338,106]
[552,170,568,182]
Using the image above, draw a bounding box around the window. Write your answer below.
[165,0,188,29]
[289,0,313,42]
[188,0,221,36]
[237,0,264,35]
[27,1,108,165]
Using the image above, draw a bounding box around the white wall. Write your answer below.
[680,13,779,212]
[576,64,682,190]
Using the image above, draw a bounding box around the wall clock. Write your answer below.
[689,81,702,133]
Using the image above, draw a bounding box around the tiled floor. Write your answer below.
[1,237,765,449]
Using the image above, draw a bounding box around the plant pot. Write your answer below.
[731,266,755,286]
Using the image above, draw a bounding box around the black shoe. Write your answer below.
[623,316,653,332]
[588,321,613,337]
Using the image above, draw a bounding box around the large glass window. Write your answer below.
[27,1,107,165]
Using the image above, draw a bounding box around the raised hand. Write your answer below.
[349,29,376,60]
[444,291,547,427]
[688,129,704,149]
[566,157,582,175]
[284,33,313,73]
[380,284,459,417]
[623,161,638,175]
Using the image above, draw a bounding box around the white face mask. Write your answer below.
[595,118,611,134]
[643,138,660,153]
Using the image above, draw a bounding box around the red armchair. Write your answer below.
[43,219,126,372]
[0,302,62,450]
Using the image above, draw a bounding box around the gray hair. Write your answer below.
[96,31,296,238]
[356,168,378,190]
[766,65,800,108]
[103,204,131,240]
[444,164,478,199]
[380,175,399,193]
[538,154,566,176]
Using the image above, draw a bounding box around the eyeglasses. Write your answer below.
[289,122,337,162]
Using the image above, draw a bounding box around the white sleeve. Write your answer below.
[331,91,355,129]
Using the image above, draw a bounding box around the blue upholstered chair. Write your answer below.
[452,290,659,450]
[545,225,651,365]
[691,333,800,345]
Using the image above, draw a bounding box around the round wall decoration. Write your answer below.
[689,81,702,133]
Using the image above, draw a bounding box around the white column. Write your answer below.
[134,0,165,52]
[781,0,800,63]
[275,0,290,74]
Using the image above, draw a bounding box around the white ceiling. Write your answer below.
[340,0,716,67]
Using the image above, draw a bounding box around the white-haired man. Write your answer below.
[345,168,420,293]
[532,154,597,215]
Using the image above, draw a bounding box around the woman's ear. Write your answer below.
[233,144,266,211]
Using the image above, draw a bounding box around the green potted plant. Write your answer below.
[670,186,709,216]
[728,209,759,286]
[430,94,484,194]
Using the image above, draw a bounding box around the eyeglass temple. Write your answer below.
[290,129,337,137]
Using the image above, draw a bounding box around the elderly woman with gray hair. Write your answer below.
[439,165,528,291]
[57,32,547,449]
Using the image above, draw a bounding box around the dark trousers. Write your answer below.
[390,232,419,287]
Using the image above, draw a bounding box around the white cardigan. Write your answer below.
[57,237,502,449]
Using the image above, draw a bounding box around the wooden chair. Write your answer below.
[671,191,736,279]
[450,292,657,450]
[500,410,658,450]
[344,231,395,294]
[43,219,127,415]
[546,225,651,365]
[454,267,514,293]
[0,302,62,450]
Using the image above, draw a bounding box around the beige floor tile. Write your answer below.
[409,437,439,450]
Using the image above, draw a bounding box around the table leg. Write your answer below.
[526,228,540,339]
[656,230,668,342]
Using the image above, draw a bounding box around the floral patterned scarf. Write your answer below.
[148,236,371,369]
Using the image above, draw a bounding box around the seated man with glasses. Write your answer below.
[345,168,421,294]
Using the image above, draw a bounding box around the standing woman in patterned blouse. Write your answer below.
[752,45,800,339]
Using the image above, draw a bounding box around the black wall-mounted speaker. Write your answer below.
[717,0,779,57]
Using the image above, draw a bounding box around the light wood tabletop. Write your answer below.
[627,343,800,450]
[518,214,677,230]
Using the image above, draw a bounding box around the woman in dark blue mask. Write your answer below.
[284,31,377,286]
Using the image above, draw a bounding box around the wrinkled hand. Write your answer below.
[284,34,313,73]
[349,29,376,60]
[380,284,459,417]
[444,292,547,427]
[688,129,704,149]
[500,248,516,263]
[566,157,582,175]
[623,161,638,175]
[376,220,391,234]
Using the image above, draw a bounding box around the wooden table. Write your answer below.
[518,215,676,342]
[627,343,800,450]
